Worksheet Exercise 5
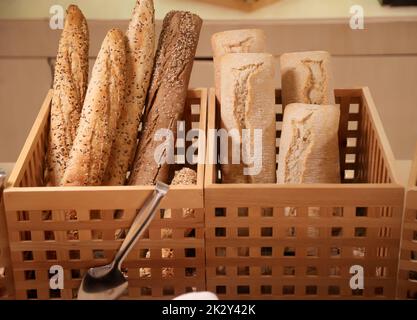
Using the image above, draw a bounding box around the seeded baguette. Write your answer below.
[280,51,335,108]
[211,29,266,102]
[46,5,89,186]
[128,11,202,186]
[62,29,127,186]
[103,0,155,186]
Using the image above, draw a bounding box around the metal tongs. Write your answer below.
[77,181,170,300]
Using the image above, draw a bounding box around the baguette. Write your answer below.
[277,103,340,184]
[62,29,127,186]
[103,0,155,186]
[220,53,276,184]
[128,11,202,186]
[46,5,89,186]
[280,51,335,107]
[211,29,266,101]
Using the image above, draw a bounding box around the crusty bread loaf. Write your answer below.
[280,51,335,107]
[103,0,155,186]
[62,29,127,186]
[220,53,276,184]
[211,29,266,101]
[47,5,89,186]
[277,103,340,184]
[128,11,202,186]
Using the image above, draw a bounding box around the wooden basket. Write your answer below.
[397,144,417,299]
[0,180,14,299]
[205,87,404,299]
[3,88,208,300]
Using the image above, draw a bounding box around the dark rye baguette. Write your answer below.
[128,11,202,185]
[46,5,89,186]
[103,0,155,186]
[62,29,127,186]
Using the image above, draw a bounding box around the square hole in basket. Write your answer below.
[26,289,38,299]
[344,170,355,180]
[161,228,173,239]
[215,227,226,237]
[355,227,367,237]
[349,103,359,113]
[237,285,250,295]
[139,268,151,279]
[261,227,273,237]
[41,211,51,221]
[283,266,295,276]
[412,230,417,241]
[306,266,318,276]
[347,137,357,147]
[91,230,103,240]
[353,247,366,258]
[307,226,319,238]
[261,285,272,295]
[356,207,368,217]
[237,227,249,237]
[286,227,296,237]
[90,210,101,220]
[352,289,363,296]
[376,267,387,277]
[215,208,226,217]
[162,267,174,278]
[329,266,341,276]
[331,227,343,237]
[44,231,55,241]
[46,250,57,260]
[140,287,152,296]
[162,248,174,259]
[24,270,36,280]
[284,207,297,217]
[159,208,166,219]
[139,249,150,259]
[284,247,295,257]
[93,250,105,259]
[261,265,272,276]
[49,289,61,299]
[216,286,227,294]
[409,271,417,281]
[237,247,250,257]
[262,208,273,217]
[333,207,344,217]
[215,247,226,257]
[69,250,80,260]
[328,286,340,295]
[17,211,29,221]
[237,266,250,276]
[375,287,384,296]
[163,286,175,296]
[308,207,320,217]
[282,285,295,295]
[261,247,273,257]
[237,207,248,217]
[71,269,81,279]
[185,286,197,293]
[216,266,226,276]
[306,247,318,257]
[306,286,317,295]
[20,231,31,241]
[330,247,341,257]
[185,228,196,238]
[185,248,196,257]
[185,267,196,277]
[345,153,356,164]
[348,121,358,131]
[22,251,33,261]
[411,251,417,261]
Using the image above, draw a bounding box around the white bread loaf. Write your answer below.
[47,5,89,186]
[211,29,266,101]
[62,29,127,186]
[277,103,341,184]
[103,0,155,186]
[220,53,276,184]
[280,51,335,107]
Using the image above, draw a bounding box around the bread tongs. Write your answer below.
[77,181,169,300]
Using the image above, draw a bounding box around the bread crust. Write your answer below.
[129,11,202,185]
[103,0,156,186]
[62,29,127,186]
[47,5,89,186]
